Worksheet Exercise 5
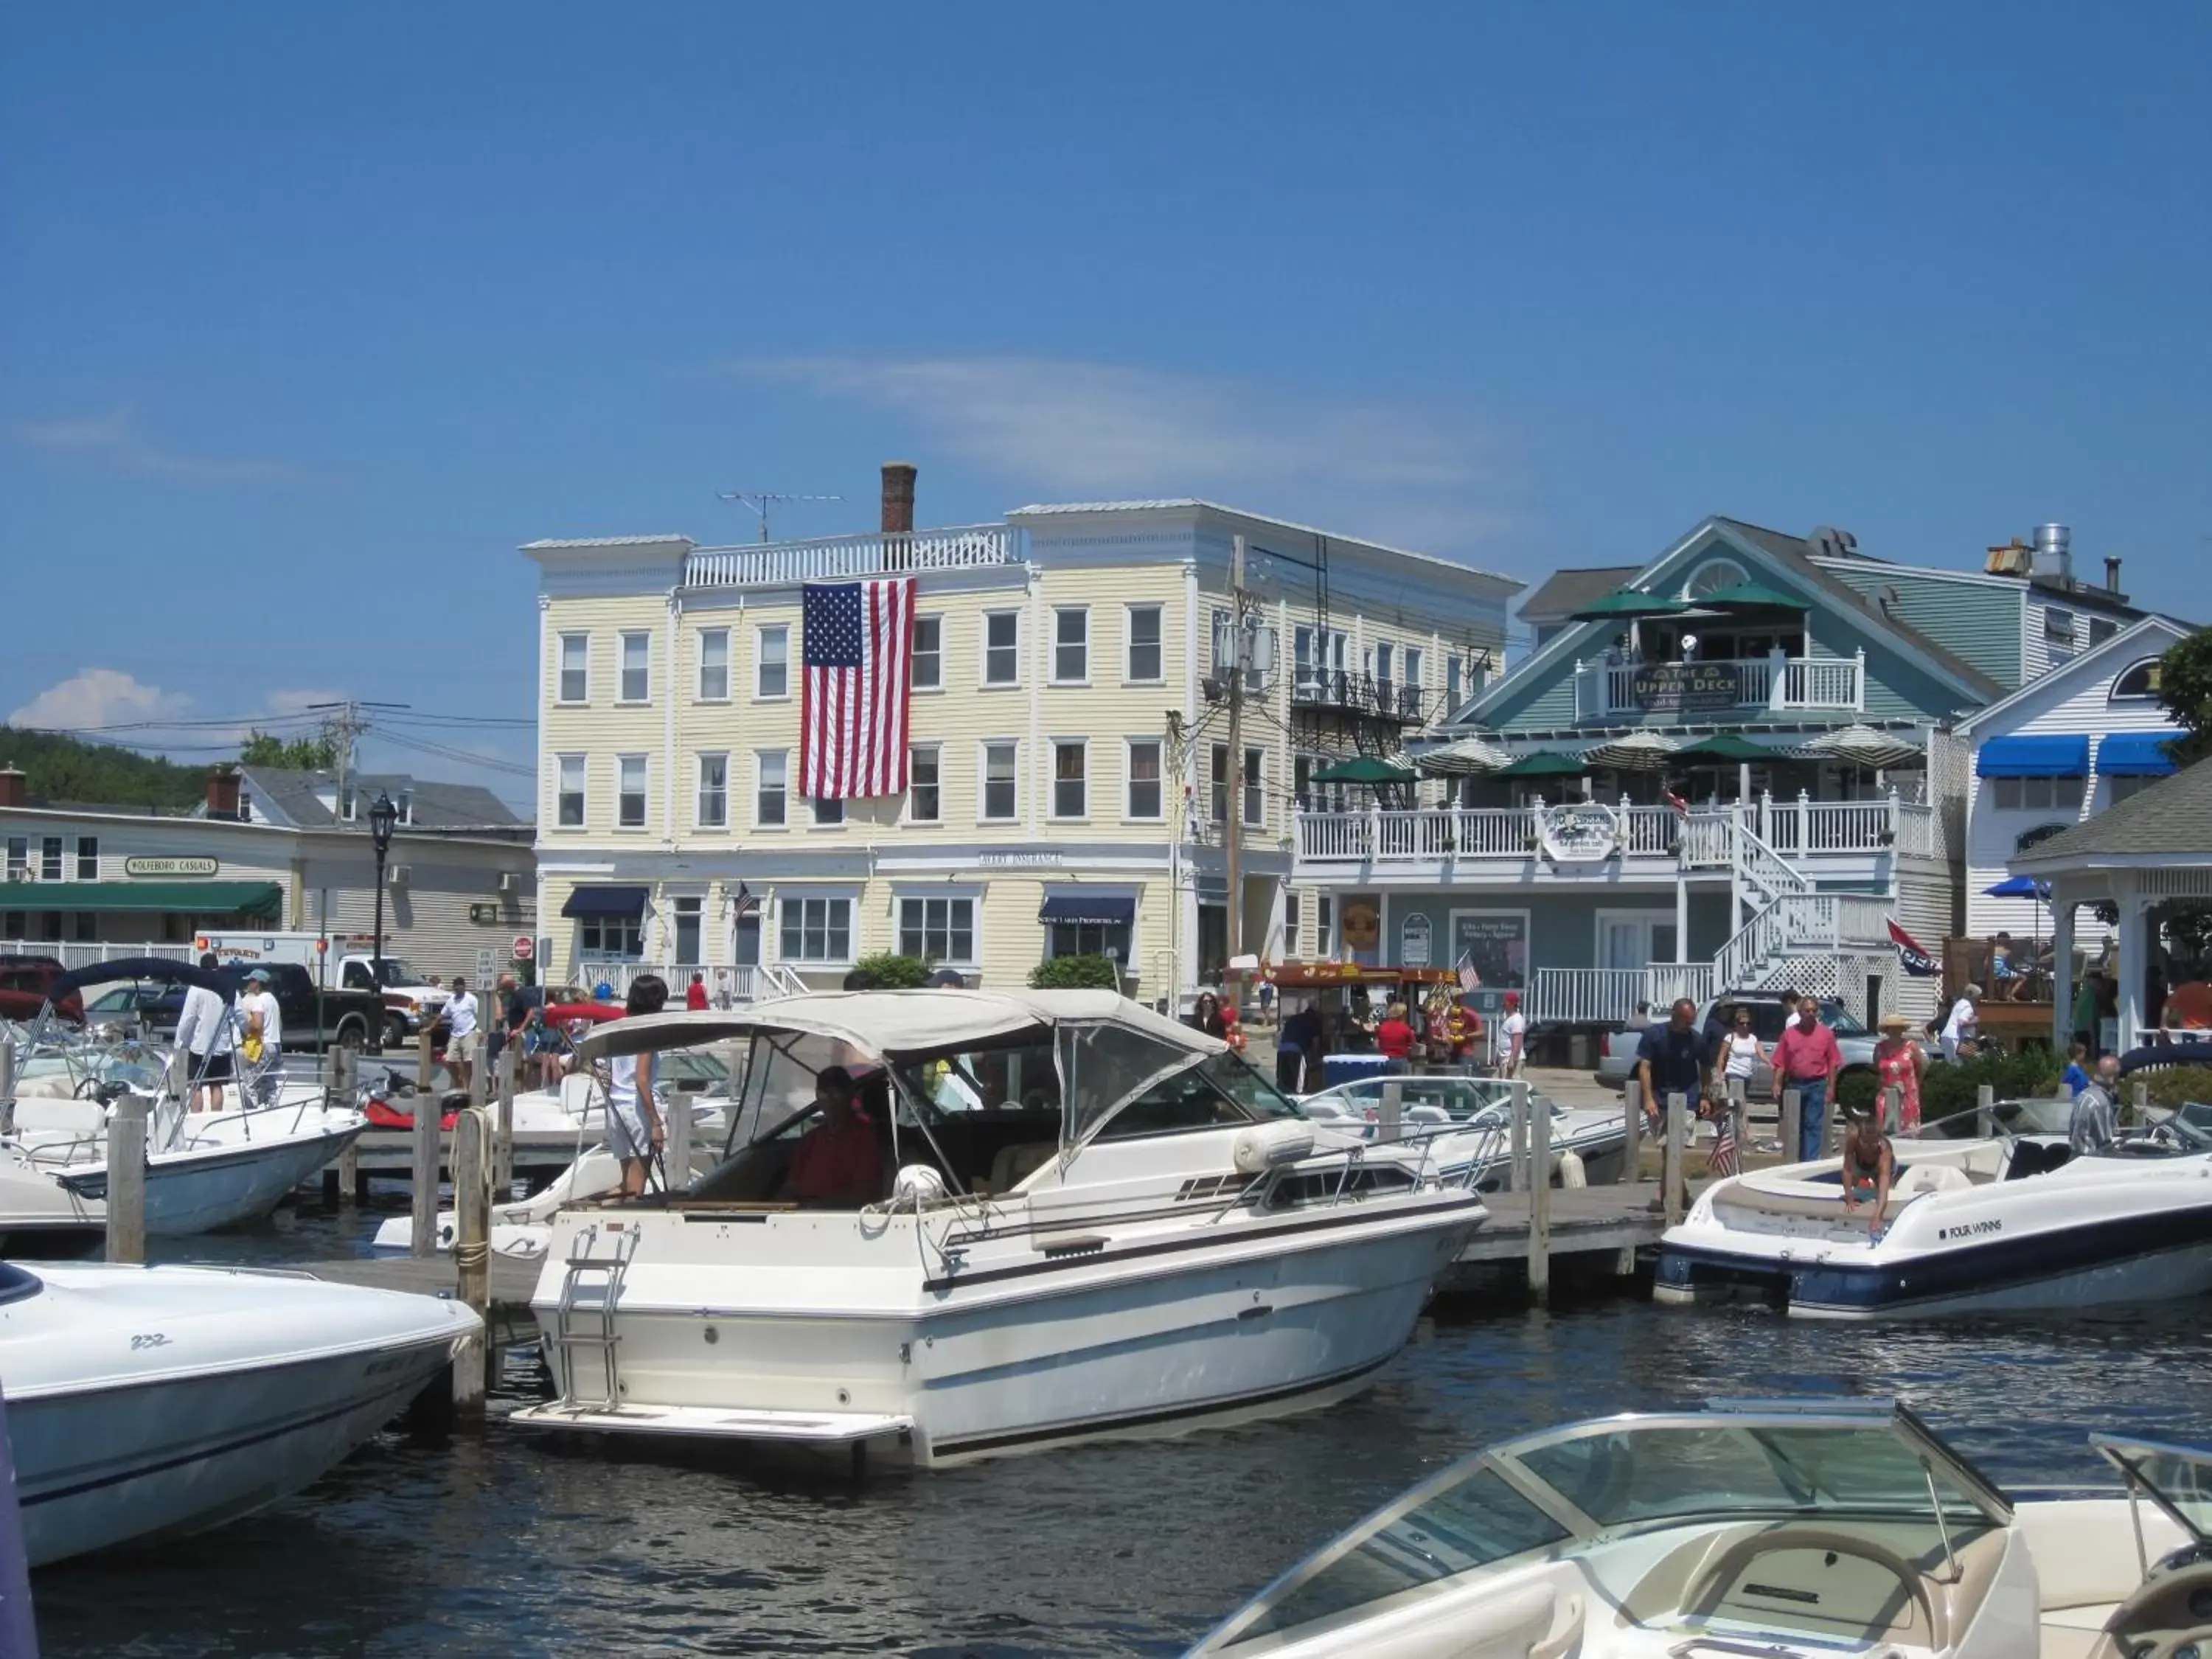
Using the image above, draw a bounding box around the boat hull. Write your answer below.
[518,1197,1478,1465]
[62,1124,365,1236]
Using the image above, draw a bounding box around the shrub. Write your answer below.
[1029,954,1121,991]
[851,953,931,990]
[2137,1066,2212,1112]
[1920,1048,2062,1121]
[1835,1068,1878,1116]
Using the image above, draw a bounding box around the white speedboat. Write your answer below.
[1301,1074,1629,1188]
[0,1137,105,1258]
[510,990,1485,1464]
[0,1260,478,1566]
[1655,1099,2212,1319]
[1188,1399,2212,1659]
[367,1144,626,1259]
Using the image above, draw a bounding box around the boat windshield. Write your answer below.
[1906,1096,2076,1142]
[2095,1436,2212,1545]
[1197,1405,2009,1654]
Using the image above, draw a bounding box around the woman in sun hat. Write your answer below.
[1874,1010,1927,1132]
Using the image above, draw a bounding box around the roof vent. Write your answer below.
[2031,524,2072,586]
[1808,526,1858,560]
[1985,538,2031,578]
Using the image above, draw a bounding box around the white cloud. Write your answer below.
[734,355,1520,552]
[11,408,299,485]
[8,669,191,731]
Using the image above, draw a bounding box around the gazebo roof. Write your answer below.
[2014,754,2212,869]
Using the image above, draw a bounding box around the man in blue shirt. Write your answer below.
[1635,998,1711,1134]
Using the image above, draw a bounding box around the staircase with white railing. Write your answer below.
[1705,813,1891,995]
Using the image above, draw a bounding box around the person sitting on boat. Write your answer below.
[1838,1103,1894,1240]
[2069,1054,2121,1155]
[780,1065,883,1208]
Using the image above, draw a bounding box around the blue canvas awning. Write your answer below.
[1039,894,1135,928]
[2096,731,2184,777]
[1976,735,2090,779]
[560,885,650,919]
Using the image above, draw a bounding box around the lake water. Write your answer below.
[28,1199,2212,1658]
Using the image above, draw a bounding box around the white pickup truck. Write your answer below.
[335,955,451,1049]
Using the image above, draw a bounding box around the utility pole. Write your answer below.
[1225,535,1247,964]
[306,699,408,809]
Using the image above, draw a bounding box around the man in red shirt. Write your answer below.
[1374,1001,1417,1074]
[1771,995,1842,1161]
[780,1066,883,1208]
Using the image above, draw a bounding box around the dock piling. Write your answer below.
[494,1043,516,1194]
[1725,1077,1747,1172]
[411,1028,439,1256]
[1377,1079,1403,1145]
[1781,1087,1803,1163]
[1975,1083,1994,1139]
[1505,1088,1527,1194]
[2130,1080,2148,1126]
[452,1107,490,1416]
[1522,1080,1551,1301]
[0,1041,15,1138]
[105,1091,148,1265]
[1620,1079,1641,1183]
[666,1081,693,1193]
[1662,1092,1687,1227]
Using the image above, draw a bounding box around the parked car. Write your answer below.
[130,962,387,1054]
[1596,990,1877,1097]
[0,956,82,1026]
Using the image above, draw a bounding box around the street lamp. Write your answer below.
[368,791,399,1001]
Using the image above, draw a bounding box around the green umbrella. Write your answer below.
[1668,733,1770,764]
[1692,580,1805,612]
[1568,588,1689,621]
[1309,755,1417,786]
[1495,751,1588,779]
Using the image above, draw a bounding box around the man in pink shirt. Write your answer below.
[1772,994,1842,1161]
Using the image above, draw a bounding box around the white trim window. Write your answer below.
[1242,745,1265,829]
[1126,604,1163,683]
[616,755,648,829]
[1126,738,1164,821]
[983,611,1020,686]
[671,895,704,965]
[1051,739,1088,819]
[577,914,644,960]
[1315,894,1335,959]
[697,627,730,702]
[755,751,788,827]
[557,632,589,704]
[695,753,728,829]
[912,615,943,691]
[1403,647,1424,717]
[779,894,852,964]
[39,837,63,882]
[74,836,97,880]
[907,745,941,823]
[1991,776,2084,812]
[898,894,975,965]
[981,741,1019,821]
[1052,608,1090,684]
[619,630,651,703]
[756,625,790,700]
[1284,893,1301,959]
[811,795,845,827]
[555,754,586,828]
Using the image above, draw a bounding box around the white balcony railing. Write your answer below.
[1528,963,1717,1026]
[1294,793,1936,869]
[683,524,1018,589]
[1572,650,1865,720]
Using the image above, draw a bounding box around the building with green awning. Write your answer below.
[0,880,282,918]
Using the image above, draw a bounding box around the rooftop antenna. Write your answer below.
[715,491,845,543]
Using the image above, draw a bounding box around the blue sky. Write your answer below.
[4,3,2207,797]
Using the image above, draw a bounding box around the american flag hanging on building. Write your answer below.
[800,577,917,799]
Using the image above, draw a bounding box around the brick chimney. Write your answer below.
[206,766,242,820]
[2105,555,2124,594]
[0,768,24,810]
[880,462,917,535]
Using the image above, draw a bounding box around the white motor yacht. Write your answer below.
[1655,1099,2212,1319]
[1188,1399,2212,1659]
[509,990,1485,1464]
[0,1260,478,1566]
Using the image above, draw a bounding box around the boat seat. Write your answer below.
[981,1141,1057,1195]
[1714,1161,1969,1224]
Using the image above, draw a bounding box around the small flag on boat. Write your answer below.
[1888,919,1940,978]
[1663,787,1690,819]
[1457,950,1481,993]
[1708,1101,1739,1178]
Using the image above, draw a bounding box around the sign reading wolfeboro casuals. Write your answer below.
[124,855,219,877]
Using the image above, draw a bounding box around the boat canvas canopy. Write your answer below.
[1037,894,1135,928]
[2096,731,2184,777]
[560,885,650,919]
[1976,734,2090,778]
[0,880,281,918]
[570,989,1220,1064]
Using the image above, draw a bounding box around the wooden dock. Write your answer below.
[1459,1180,1677,1266]
[291,1252,544,1354]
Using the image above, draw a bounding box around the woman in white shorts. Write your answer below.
[603,974,668,1195]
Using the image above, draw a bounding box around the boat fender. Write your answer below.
[1558,1149,1587,1189]
[1233,1120,1316,1175]
[889,1164,948,1210]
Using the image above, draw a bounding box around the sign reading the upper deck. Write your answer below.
[125,856,218,878]
[1630,662,1739,712]
[1537,803,1624,863]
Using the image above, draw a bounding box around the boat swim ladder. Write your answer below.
[550,1220,639,1412]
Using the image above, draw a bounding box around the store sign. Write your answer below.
[1450,911,1529,1016]
[1537,802,1624,863]
[978,850,1064,868]
[1399,912,1433,968]
[124,855,218,878]
[1630,662,1741,712]
[467,902,501,925]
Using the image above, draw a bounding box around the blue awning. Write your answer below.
[1976,735,2090,779]
[560,885,650,919]
[1039,894,1135,928]
[2096,731,2183,778]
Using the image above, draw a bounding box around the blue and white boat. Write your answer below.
[1655,1098,2212,1319]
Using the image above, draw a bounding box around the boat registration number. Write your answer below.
[1937,1219,2002,1241]
[130,1333,171,1350]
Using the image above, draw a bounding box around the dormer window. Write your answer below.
[398,789,414,827]
[2111,658,2162,701]
[1681,558,1748,602]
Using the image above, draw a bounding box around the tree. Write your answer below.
[239,728,340,771]
[0,726,205,810]
[2156,628,2212,766]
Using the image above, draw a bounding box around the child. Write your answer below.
[2062,1040,2092,1097]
